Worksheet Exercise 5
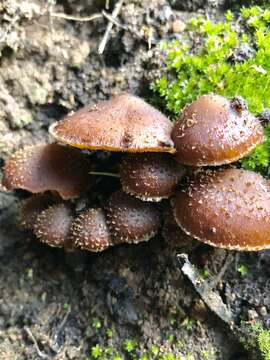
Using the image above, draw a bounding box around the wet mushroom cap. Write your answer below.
[172,94,264,166]
[20,193,56,230]
[172,168,270,251]
[70,208,112,252]
[49,94,175,153]
[105,190,161,244]
[2,143,93,199]
[120,153,185,201]
[34,203,73,248]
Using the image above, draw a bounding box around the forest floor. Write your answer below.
[0,1,269,359]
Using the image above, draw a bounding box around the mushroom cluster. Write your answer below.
[2,93,270,252]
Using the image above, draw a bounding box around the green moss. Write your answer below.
[122,339,137,353]
[258,331,270,360]
[151,344,159,356]
[106,328,113,338]
[91,344,103,358]
[252,324,270,360]
[239,322,270,359]
[92,317,102,329]
[241,124,270,173]
[151,6,270,175]
[237,264,249,277]
[87,336,196,360]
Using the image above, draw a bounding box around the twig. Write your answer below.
[48,3,147,52]
[89,171,120,178]
[58,307,71,333]
[24,327,51,360]
[98,0,124,55]
[101,11,128,31]
[51,12,102,22]
[102,10,145,42]
[208,251,234,290]
[52,307,71,345]
[147,27,153,50]
[177,254,234,328]
[177,255,264,358]
[48,0,55,34]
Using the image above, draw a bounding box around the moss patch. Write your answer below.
[151,6,270,175]
[253,324,270,360]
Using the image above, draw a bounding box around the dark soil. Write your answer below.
[0,1,269,359]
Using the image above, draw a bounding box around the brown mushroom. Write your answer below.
[120,153,185,201]
[105,190,161,244]
[49,94,175,153]
[20,193,57,230]
[34,203,73,248]
[70,208,112,252]
[2,143,93,199]
[172,168,270,251]
[172,94,264,166]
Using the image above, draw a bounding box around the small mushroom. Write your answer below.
[49,94,175,153]
[105,190,161,244]
[172,94,264,166]
[20,193,57,230]
[120,153,185,201]
[70,208,112,252]
[34,203,73,248]
[172,168,270,250]
[2,143,93,199]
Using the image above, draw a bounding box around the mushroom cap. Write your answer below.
[49,94,175,153]
[34,203,73,248]
[2,143,93,199]
[20,193,56,230]
[172,168,270,251]
[70,208,112,252]
[105,190,161,244]
[120,153,185,201]
[172,94,264,166]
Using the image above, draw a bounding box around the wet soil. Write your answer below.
[0,1,269,359]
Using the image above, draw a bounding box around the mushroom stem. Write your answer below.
[89,171,120,178]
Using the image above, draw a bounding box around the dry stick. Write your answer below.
[89,171,120,178]
[98,0,124,55]
[102,10,145,42]
[52,306,71,347]
[177,253,234,328]
[48,0,56,34]
[177,254,263,358]
[50,5,145,52]
[101,11,130,32]
[51,12,103,22]
[24,327,51,360]
[208,251,234,290]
